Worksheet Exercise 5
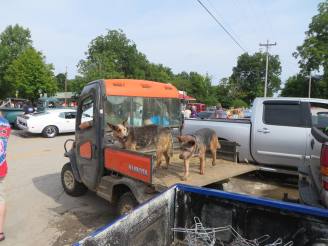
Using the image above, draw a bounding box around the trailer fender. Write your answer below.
[96,176,153,204]
[65,149,82,183]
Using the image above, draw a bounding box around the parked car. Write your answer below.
[183,97,328,172]
[17,108,92,138]
[196,111,228,119]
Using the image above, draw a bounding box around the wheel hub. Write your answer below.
[63,170,75,190]
[121,204,133,215]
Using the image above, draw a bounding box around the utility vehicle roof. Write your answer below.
[104,79,179,98]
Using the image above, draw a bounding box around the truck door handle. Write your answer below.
[257,128,270,134]
[311,139,315,149]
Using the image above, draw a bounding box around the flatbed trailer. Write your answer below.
[75,184,328,246]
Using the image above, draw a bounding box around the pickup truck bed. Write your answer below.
[153,154,257,191]
[77,184,328,246]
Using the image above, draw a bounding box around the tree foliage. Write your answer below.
[294,1,328,77]
[55,73,67,91]
[0,24,33,98]
[4,48,57,100]
[76,29,218,105]
[229,52,281,104]
[281,74,327,98]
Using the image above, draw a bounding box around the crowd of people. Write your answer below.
[182,103,248,119]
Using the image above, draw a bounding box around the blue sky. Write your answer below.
[1,0,322,85]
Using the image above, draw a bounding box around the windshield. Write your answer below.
[105,96,181,127]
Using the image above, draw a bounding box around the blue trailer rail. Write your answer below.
[75,184,328,246]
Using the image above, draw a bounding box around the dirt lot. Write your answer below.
[3,130,298,246]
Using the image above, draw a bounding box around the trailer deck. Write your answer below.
[153,154,258,190]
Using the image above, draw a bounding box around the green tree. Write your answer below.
[55,73,67,91]
[229,52,282,104]
[294,1,328,78]
[145,63,174,82]
[216,78,234,108]
[0,24,32,98]
[78,29,149,82]
[4,48,57,101]
[281,74,326,98]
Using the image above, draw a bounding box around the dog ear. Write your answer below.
[107,123,118,131]
[187,139,196,146]
[122,119,128,127]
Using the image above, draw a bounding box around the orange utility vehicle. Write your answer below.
[61,79,256,215]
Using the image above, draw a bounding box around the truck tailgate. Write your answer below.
[153,154,257,191]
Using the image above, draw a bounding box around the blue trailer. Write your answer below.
[75,184,328,246]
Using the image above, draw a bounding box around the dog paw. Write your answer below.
[162,165,168,169]
[212,162,216,166]
[200,171,204,175]
[181,176,188,181]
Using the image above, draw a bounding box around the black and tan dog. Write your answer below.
[177,128,220,181]
[108,120,173,169]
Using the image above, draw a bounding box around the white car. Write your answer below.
[17,108,92,138]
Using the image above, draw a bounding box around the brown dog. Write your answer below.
[108,120,173,169]
[177,128,220,181]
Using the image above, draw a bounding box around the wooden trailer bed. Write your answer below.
[152,153,258,191]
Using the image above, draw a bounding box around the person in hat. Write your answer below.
[212,103,227,119]
[0,112,11,241]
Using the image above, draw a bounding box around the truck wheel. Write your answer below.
[42,125,58,138]
[117,192,138,216]
[61,163,87,197]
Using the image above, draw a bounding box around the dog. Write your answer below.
[177,128,220,181]
[107,120,173,169]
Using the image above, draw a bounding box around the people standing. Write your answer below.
[0,112,11,241]
[184,105,192,118]
[190,106,198,118]
[213,103,227,119]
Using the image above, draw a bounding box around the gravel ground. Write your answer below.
[3,130,299,245]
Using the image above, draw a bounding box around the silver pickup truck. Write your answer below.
[183,97,328,173]
[300,126,328,208]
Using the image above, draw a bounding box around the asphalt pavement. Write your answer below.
[3,130,114,246]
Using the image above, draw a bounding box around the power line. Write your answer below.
[196,0,247,52]
[205,0,245,49]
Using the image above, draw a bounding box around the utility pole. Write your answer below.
[259,40,277,97]
[308,72,312,98]
[64,66,68,105]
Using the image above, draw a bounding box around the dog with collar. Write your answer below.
[177,128,220,181]
[108,120,173,169]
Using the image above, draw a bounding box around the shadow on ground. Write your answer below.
[32,173,116,245]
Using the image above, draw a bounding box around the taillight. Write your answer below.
[321,144,328,191]
[320,144,328,176]
[323,180,328,190]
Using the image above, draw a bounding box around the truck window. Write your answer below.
[263,104,304,127]
[310,103,328,129]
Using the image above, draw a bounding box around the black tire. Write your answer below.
[116,192,138,216]
[61,163,88,197]
[42,125,58,138]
